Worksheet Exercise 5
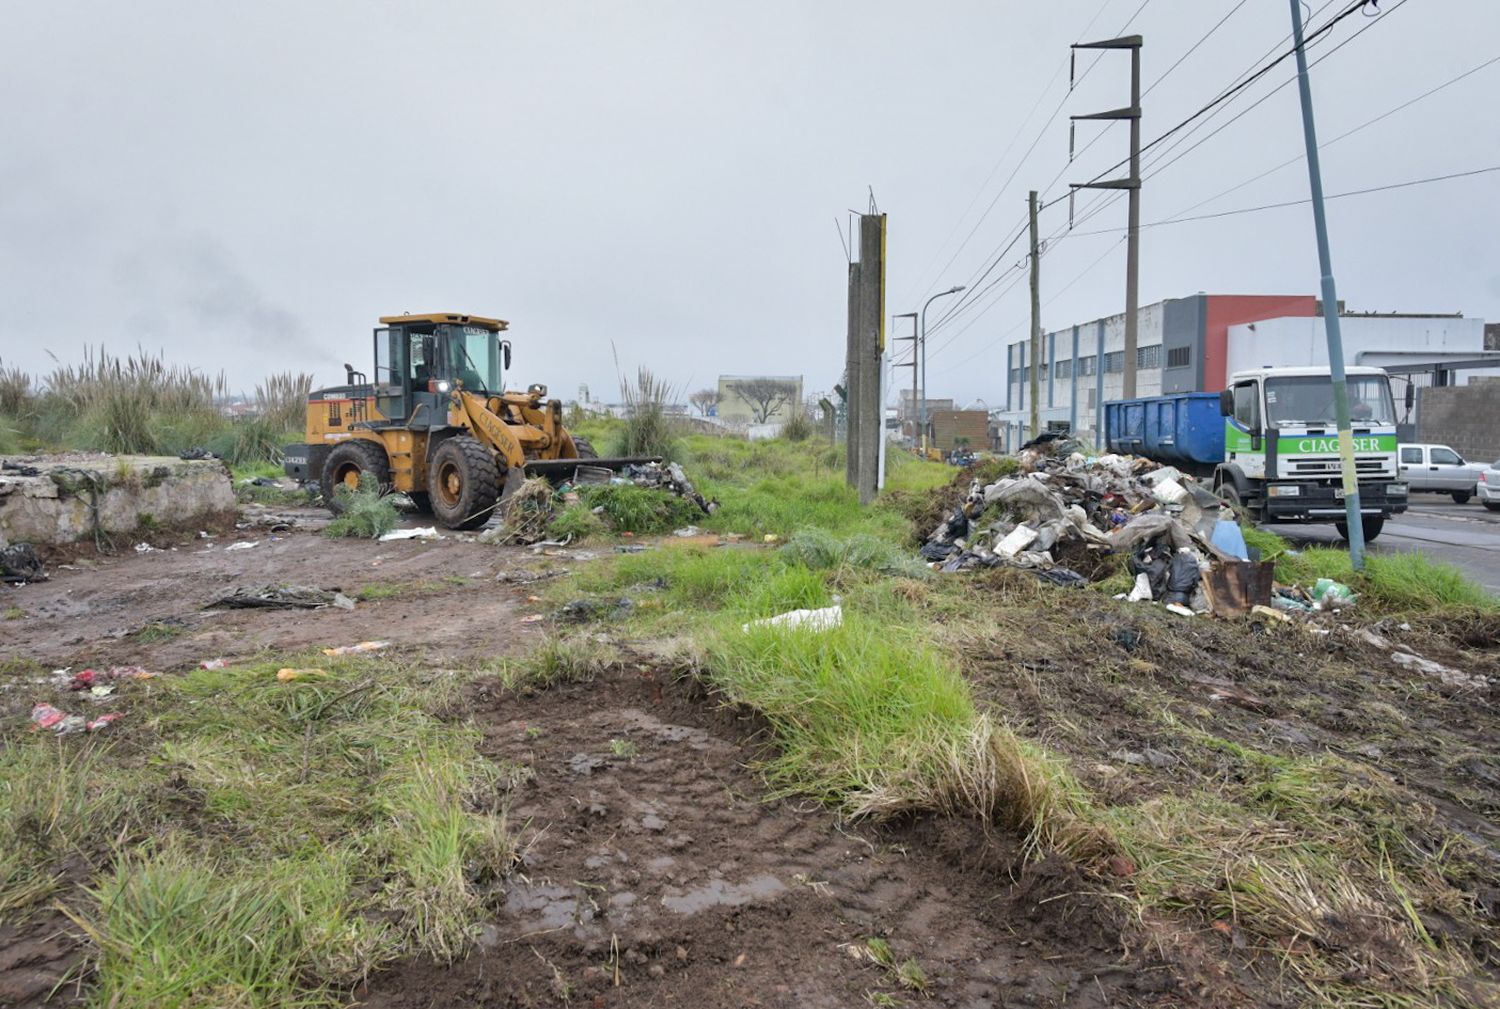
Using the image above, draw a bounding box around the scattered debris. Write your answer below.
[322,640,391,656]
[65,667,155,692]
[558,598,635,623]
[208,585,356,610]
[1390,651,1489,690]
[379,526,442,543]
[1,459,42,477]
[744,604,843,634]
[30,703,120,734]
[224,541,258,552]
[276,667,328,682]
[672,526,701,537]
[495,568,569,585]
[1,543,47,584]
[482,478,556,545]
[199,657,230,670]
[619,461,718,515]
[133,542,160,554]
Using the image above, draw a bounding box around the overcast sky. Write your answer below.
[3,0,1496,407]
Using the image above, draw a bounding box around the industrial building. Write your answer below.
[990,294,1500,452]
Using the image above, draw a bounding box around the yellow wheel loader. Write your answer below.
[283,313,647,530]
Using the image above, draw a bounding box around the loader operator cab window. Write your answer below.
[410,334,433,385]
[448,325,500,392]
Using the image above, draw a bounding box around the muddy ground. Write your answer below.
[4,514,1496,1006]
[0,516,1243,1008]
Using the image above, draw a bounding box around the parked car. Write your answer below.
[1479,459,1500,512]
[1398,443,1483,503]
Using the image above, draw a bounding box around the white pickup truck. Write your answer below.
[1397,443,1484,504]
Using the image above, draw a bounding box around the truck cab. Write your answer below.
[1215,366,1407,541]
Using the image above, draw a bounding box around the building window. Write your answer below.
[1137,345,1160,369]
[1078,355,1096,377]
[1167,346,1191,369]
[1104,351,1124,374]
[1055,359,1072,380]
[1038,364,1049,383]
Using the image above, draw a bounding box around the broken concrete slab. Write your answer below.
[0,453,235,550]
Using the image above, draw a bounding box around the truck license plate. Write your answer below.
[1333,487,1345,500]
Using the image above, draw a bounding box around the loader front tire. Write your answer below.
[321,440,390,514]
[429,436,502,531]
[571,436,599,460]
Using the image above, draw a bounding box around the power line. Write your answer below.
[1158,51,1500,224]
[916,0,1156,322]
[1067,164,1500,236]
[931,0,1402,367]
[1063,0,1402,235]
[1077,0,1372,189]
[894,0,1122,304]
[932,238,1126,378]
[1141,0,1251,98]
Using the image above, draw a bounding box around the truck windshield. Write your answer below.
[449,326,500,391]
[1264,375,1395,427]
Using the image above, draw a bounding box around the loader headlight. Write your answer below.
[436,380,451,393]
[528,383,548,398]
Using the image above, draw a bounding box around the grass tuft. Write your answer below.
[703,613,1102,856]
[324,478,401,539]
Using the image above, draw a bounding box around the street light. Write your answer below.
[920,285,967,454]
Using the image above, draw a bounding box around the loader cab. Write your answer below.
[372,313,511,425]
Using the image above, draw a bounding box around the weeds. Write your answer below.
[324,477,400,539]
[9,654,518,1005]
[781,528,930,579]
[496,636,620,692]
[576,484,701,534]
[547,503,606,542]
[0,357,30,416]
[5,349,308,464]
[703,614,1102,855]
[780,410,814,442]
[612,367,679,460]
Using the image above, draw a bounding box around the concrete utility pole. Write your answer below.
[1288,0,1365,568]
[1028,190,1042,440]
[920,285,966,455]
[845,260,861,490]
[844,212,886,504]
[1071,34,1143,399]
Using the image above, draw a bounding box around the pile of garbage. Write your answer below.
[590,461,718,516]
[920,438,1266,615]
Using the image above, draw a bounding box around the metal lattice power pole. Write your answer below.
[1288,0,1365,568]
[1070,34,1143,399]
[1028,190,1042,440]
[893,313,918,444]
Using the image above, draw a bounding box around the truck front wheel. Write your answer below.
[1336,516,1384,543]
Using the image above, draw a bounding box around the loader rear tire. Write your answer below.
[429,436,501,531]
[321,440,390,514]
[572,436,599,460]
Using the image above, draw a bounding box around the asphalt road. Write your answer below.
[1273,496,1500,594]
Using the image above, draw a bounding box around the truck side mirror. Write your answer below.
[1218,388,1233,417]
[501,339,512,371]
[1404,383,1415,411]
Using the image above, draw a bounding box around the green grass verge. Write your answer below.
[1,654,512,1006]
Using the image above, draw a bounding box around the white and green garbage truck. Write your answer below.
[1105,365,1409,543]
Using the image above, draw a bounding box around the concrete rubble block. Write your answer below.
[0,454,236,548]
